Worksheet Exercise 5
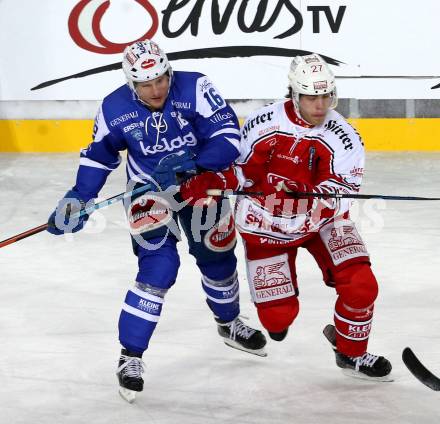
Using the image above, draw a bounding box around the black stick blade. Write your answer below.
[402,347,440,391]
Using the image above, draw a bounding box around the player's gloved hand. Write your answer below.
[284,180,314,210]
[260,180,314,216]
[151,151,196,191]
[274,180,337,218]
[277,180,312,196]
[180,168,239,206]
[47,189,94,235]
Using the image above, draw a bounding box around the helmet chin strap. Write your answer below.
[131,88,150,108]
[291,93,314,126]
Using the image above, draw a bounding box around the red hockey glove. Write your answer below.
[280,180,339,220]
[180,169,239,206]
[279,180,313,196]
[265,180,314,215]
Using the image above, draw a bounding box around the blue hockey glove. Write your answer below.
[47,189,94,235]
[151,151,196,191]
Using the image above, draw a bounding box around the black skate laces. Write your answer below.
[224,317,256,341]
[352,352,380,371]
[117,355,145,378]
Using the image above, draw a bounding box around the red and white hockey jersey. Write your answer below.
[234,99,365,246]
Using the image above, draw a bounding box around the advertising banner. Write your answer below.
[0,0,439,100]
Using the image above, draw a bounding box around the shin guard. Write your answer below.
[333,264,378,356]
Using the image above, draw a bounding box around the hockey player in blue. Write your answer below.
[47,39,266,403]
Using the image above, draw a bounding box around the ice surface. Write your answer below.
[1,153,440,423]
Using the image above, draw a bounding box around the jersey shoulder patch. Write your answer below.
[193,74,228,118]
[241,101,283,142]
[321,110,363,152]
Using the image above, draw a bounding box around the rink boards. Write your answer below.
[0,118,439,152]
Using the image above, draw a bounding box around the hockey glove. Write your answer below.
[151,151,196,191]
[180,169,239,206]
[279,180,313,198]
[276,180,338,219]
[259,180,314,216]
[47,189,94,235]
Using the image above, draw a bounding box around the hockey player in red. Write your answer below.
[180,54,392,380]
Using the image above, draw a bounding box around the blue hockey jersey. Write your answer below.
[74,71,241,199]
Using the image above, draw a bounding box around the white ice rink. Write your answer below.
[1,152,440,423]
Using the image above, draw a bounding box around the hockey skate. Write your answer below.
[217,317,267,357]
[116,349,145,403]
[323,324,393,382]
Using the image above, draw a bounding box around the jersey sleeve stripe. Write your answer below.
[224,136,240,151]
[126,161,147,183]
[127,154,147,176]
[209,128,241,138]
[79,157,117,171]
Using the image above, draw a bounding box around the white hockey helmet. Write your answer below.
[122,40,172,92]
[288,53,337,109]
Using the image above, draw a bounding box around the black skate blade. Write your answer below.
[223,339,267,357]
[402,347,440,391]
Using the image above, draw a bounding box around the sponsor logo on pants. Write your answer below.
[321,221,369,266]
[247,253,295,303]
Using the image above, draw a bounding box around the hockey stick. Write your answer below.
[0,183,152,249]
[402,347,440,391]
[206,189,440,201]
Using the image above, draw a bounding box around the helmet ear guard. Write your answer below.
[288,54,338,110]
